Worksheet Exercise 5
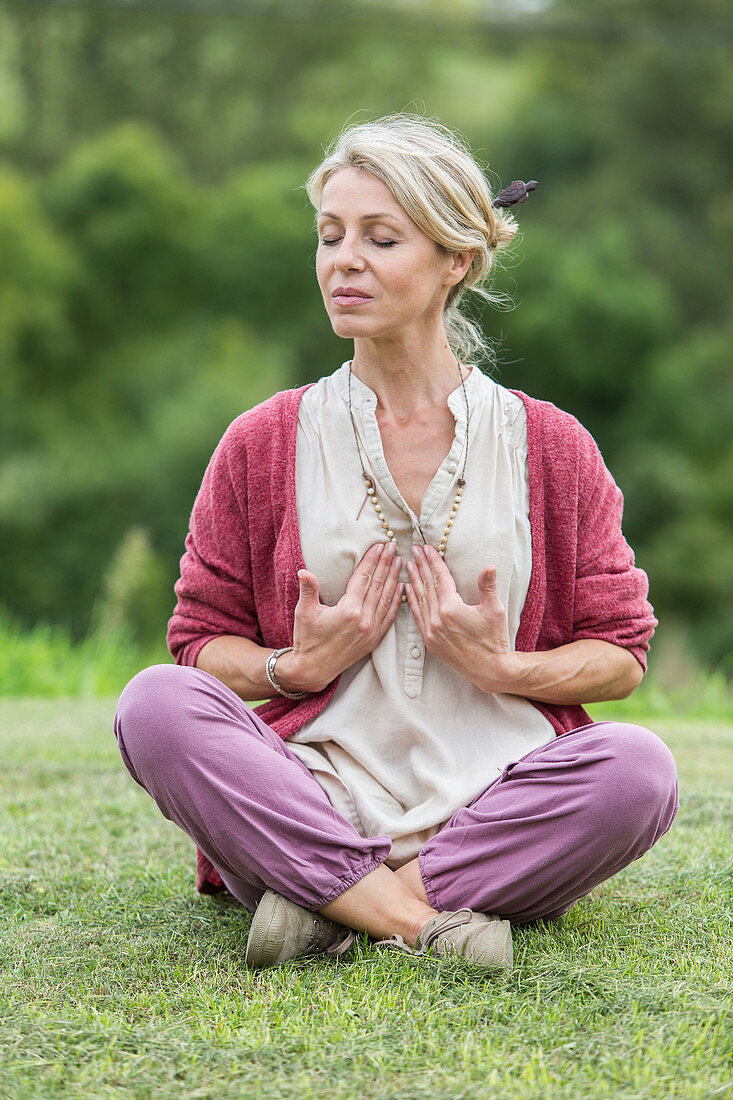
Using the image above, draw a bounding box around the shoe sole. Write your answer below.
[245,890,286,969]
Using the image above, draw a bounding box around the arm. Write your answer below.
[168,413,405,701]
[470,638,643,704]
[406,410,655,704]
[196,634,283,701]
[406,548,644,706]
[167,416,264,671]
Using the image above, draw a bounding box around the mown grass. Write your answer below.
[0,696,731,1099]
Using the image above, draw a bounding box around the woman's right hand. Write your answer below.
[275,541,403,694]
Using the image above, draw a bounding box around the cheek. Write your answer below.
[315,249,329,289]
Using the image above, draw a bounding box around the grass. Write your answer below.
[0,612,169,698]
[0,697,731,1099]
[3,607,733,725]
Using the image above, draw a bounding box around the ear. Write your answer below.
[444,250,475,287]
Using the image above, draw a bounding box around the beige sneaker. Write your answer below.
[376,908,513,972]
[245,889,355,969]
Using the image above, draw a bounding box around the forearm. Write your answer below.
[471,639,644,705]
[195,634,332,700]
[194,636,297,701]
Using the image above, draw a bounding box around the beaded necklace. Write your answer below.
[347,360,470,562]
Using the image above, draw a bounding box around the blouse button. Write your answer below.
[410,646,422,660]
[446,461,457,474]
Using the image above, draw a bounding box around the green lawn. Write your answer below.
[1,698,731,1099]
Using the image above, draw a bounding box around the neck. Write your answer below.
[350,336,469,423]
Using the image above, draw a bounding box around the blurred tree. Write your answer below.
[0,0,730,668]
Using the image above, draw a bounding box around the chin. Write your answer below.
[328,313,396,341]
[329,318,374,339]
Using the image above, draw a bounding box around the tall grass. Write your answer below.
[1,608,732,720]
[0,610,169,698]
[587,668,733,723]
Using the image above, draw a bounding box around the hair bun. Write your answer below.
[492,180,538,209]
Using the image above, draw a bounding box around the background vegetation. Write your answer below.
[0,0,731,690]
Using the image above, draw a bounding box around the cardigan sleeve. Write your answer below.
[571,425,657,670]
[166,416,263,667]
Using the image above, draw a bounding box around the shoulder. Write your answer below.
[510,390,607,478]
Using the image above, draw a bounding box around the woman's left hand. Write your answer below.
[405,545,511,689]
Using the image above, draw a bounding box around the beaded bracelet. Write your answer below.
[265,646,308,700]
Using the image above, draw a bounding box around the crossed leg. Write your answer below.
[115,664,678,941]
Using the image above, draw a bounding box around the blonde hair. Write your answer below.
[305,114,518,366]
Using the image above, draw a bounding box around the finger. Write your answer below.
[297,569,321,608]
[382,580,405,630]
[379,552,403,616]
[404,578,426,636]
[362,541,398,614]
[406,557,427,610]
[412,545,439,619]
[368,550,402,623]
[346,542,387,597]
[477,565,499,609]
[424,544,459,602]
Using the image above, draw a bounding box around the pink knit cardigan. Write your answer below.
[167,384,657,894]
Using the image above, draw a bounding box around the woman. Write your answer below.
[115,115,678,972]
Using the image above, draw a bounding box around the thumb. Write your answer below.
[477,565,499,606]
[297,569,320,604]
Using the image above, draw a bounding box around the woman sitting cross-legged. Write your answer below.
[114,114,678,972]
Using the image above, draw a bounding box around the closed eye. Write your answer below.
[319,238,397,248]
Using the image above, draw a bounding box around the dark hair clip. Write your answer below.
[492,180,538,209]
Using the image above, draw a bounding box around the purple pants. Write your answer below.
[114,664,678,924]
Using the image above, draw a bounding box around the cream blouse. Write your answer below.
[288,362,553,867]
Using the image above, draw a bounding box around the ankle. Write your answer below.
[403,904,440,947]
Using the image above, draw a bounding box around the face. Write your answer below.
[316,167,470,343]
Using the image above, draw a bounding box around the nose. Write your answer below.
[333,234,366,273]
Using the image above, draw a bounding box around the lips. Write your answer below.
[332,286,372,303]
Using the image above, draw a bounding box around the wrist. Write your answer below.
[473,649,523,695]
[266,648,309,699]
[272,648,331,696]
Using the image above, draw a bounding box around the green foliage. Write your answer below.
[0,123,297,636]
[0,608,168,698]
[92,526,171,648]
[0,0,730,670]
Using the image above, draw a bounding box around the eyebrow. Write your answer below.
[317,211,405,226]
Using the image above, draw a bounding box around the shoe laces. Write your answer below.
[374,909,474,956]
[309,916,355,957]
